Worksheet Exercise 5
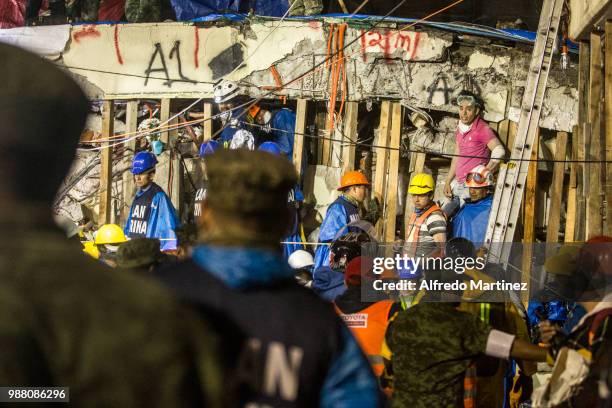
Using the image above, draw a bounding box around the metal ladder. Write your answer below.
[484,0,565,265]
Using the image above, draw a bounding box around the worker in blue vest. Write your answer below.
[212,79,255,150]
[313,171,370,271]
[193,140,221,225]
[450,164,494,244]
[249,104,297,161]
[125,151,180,251]
[258,141,304,259]
[154,149,381,407]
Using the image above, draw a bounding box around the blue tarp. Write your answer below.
[173,0,289,21]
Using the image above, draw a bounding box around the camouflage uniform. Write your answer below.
[0,43,225,407]
[288,0,323,16]
[124,0,160,23]
[116,237,163,271]
[386,302,493,408]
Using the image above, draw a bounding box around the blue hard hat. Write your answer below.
[199,140,221,158]
[258,141,282,156]
[132,151,158,174]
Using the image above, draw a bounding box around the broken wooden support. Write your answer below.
[202,102,213,143]
[587,33,604,238]
[168,116,181,211]
[605,21,612,234]
[121,100,138,224]
[99,100,114,225]
[384,102,402,243]
[293,99,308,176]
[342,101,358,173]
[546,132,568,243]
[374,101,391,238]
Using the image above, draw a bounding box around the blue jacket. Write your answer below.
[451,194,493,244]
[188,245,380,407]
[314,196,360,271]
[270,109,296,161]
[312,266,347,302]
[125,184,180,251]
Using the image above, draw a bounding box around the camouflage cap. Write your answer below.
[205,149,297,215]
[116,238,162,269]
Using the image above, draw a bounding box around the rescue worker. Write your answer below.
[385,265,548,407]
[94,223,128,267]
[443,91,504,217]
[537,236,612,407]
[450,164,495,244]
[314,170,370,270]
[154,149,381,407]
[125,151,180,251]
[334,256,400,380]
[250,104,297,161]
[193,139,220,225]
[258,141,304,258]
[287,249,314,288]
[212,80,255,149]
[0,42,225,406]
[404,173,446,275]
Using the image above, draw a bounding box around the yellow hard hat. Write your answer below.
[82,241,100,259]
[408,173,435,195]
[94,224,128,245]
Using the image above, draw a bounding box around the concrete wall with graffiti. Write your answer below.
[0,20,578,131]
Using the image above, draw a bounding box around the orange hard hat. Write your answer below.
[338,171,370,190]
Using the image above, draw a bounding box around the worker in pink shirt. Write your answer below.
[443,91,505,217]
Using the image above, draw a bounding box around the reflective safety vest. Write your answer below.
[405,203,444,257]
[335,301,394,376]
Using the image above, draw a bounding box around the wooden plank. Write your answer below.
[121,100,138,224]
[521,128,539,296]
[546,132,568,243]
[507,121,518,152]
[374,101,391,237]
[168,117,181,211]
[565,125,579,242]
[384,102,402,243]
[497,119,510,146]
[587,33,604,238]
[99,100,114,225]
[292,99,308,176]
[579,43,591,125]
[322,111,333,167]
[202,102,213,143]
[605,21,612,234]
[160,98,171,144]
[342,101,358,173]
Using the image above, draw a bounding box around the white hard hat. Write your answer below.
[229,129,255,150]
[213,79,240,104]
[288,250,315,270]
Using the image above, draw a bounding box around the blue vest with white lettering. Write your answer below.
[155,260,345,407]
[193,180,208,220]
[128,183,164,239]
[334,195,360,225]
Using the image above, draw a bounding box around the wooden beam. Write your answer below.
[121,100,138,224]
[497,119,510,147]
[546,132,568,243]
[565,126,579,242]
[160,98,171,144]
[605,21,612,234]
[292,99,308,176]
[99,100,114,225]
[384,102,402,243]
[342,101,358,173]
[587,33,604,238]
[521,128,539,296]
[168,116,181,211]
[202,102,213,143]
[507,121,518,152]
[578,42,591,125]
[322,111,333,166]
[374,101,391,237]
